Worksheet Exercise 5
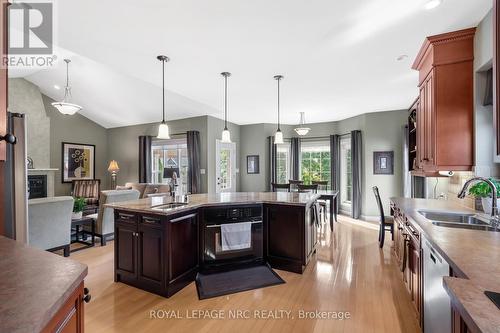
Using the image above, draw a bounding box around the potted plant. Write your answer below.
[72,197,86,219]
[468,178,500,214]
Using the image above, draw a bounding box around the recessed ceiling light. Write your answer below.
[424,0,442,10]
[397,54,408,61]
[54,84,61,90]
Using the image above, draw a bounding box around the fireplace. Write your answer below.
[28,175,47,199]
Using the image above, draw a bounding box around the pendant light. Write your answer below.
[220,72,232,143]
[294,112,311,136]
[274,75,284,144]
[51,59,82,115]
[157,55,170,139]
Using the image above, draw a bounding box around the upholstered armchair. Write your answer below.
[87,189,140,246]
[72,179,101,215]
[28,196,74,257]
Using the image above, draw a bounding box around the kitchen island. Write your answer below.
[107,192,321,298]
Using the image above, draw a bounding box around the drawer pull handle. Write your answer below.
[83,294,91,303]
[119,213,135,220]
[143,217,160,224]
[170,213,197,223]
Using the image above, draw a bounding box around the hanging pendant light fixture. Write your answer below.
[274,75,284,144]
[157,55,171,139]
[294,112,311,136]
[51,59,82,115]
[220,72,232,143]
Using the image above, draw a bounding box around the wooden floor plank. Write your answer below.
[69,215,421,333]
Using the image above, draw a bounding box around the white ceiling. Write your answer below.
[10,0,492,128]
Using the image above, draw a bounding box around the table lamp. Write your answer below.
[108,160,120,189]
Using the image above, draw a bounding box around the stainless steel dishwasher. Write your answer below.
[423,236,451,333]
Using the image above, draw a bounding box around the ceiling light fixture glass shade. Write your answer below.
[220,72,232,143]
[274,75,284,145]
[51,59,82,115]
[156,55,171,139]
[294,112,311,136]
[424,0,442,10]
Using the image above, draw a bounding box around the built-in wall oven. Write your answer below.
[201,204,263,271]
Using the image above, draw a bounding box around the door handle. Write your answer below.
[0,133,16,144]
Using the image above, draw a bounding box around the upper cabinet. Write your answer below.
[410,28,475,175]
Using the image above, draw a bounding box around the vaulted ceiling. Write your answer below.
[10,0,492,128]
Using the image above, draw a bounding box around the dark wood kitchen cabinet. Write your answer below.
[114,209,198,298]
[391,203,422,327]
[411,28,475,174]
[265,204,314,274]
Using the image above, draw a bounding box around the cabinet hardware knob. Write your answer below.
[83,294,91,303]
[84,287,90,295]
[0,133,16,144]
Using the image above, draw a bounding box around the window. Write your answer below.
[340,136,352,205]
[276,143,291,184]
[300,140,331,187]
[151,138,189,193]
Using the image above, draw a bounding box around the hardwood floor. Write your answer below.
[70,215,421,333]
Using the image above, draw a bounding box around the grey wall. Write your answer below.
[107,116,209,193]
[8,79,51,168]
[473,9,500,174]
[239,110,407,217]
[9,78,109,196]
[42,95,109,195]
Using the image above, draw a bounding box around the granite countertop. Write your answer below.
[390,198,500,333]
[107,191,320,216]
[0,236,88,333]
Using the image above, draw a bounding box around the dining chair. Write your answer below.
[312,181,329,222]
[373,186,394,248]
[271,183,291,192]
[289,179,303,192]
[297,184,319,193]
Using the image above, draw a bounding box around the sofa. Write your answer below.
[123,182,170,198]
[86,189,140,246]
[28,196,74,257]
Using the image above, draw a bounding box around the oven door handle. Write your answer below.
[206,220,263,228]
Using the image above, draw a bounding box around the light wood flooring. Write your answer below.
[69,215,421,333]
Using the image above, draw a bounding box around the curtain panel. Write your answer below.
[290,137,301,181]
[187,131,202,194]
[138,135,153,183]
[268,136,277,190]
[351,130,362,219]
[330,135,341,212]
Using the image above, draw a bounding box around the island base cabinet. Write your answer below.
[265,204,313,274]
[114,210,199,298]
[42,282,84,333]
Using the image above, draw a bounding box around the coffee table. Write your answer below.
[71,216,95,252]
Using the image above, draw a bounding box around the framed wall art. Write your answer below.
[247,155,260,174]
[373,151,394,175]
[62,142,96,183]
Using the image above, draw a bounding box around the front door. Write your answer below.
[215,140,236,193]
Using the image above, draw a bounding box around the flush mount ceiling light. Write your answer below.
[424,0,442,10]
[51,59,82,115]
[220,72,232,143]
[157,55,171,139]
[294,112,311,136]
[274,75,284,145]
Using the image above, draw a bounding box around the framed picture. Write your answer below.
[373,151,394,175]
[62,142,96,183]
[247,155,260,174]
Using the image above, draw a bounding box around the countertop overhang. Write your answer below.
[390,198,500,333]
[106,192,321,216]
[0,236,88,333]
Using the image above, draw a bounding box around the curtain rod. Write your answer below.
[283,133,352,141]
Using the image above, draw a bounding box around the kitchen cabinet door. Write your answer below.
[115,222,138,281]
[168,212,198,283]
[410,238,422,323]
[137,221,164,291]
[42,282,84,333]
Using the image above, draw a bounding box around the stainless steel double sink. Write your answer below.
[418,210,500,232]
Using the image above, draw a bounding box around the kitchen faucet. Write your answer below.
[458,177,499,225]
